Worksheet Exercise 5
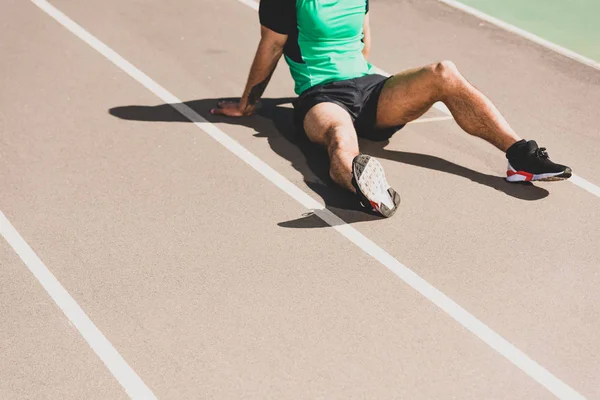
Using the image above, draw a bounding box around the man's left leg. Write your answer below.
[374,60,571,181]
[302,102,401,217]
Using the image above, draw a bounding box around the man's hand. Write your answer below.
[210,100,253,117]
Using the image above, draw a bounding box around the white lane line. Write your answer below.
[0,212,157,400]
[235,0,258,11]
[435,0,600,72]
[32,1,586,398]
[570,175,600,198]
[407,116,453,124]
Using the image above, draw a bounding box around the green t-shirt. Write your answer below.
[259,0,376,95]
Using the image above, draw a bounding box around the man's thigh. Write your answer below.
[303,102,358,149]
[375,64,441,128]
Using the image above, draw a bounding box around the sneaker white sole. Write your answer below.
[353,155,400,218]
[506,162,571,182]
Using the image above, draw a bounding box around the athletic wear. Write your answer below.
[293,74,405,141]
[259,0,375,95]
[352,154,401,218]
[259,0,394,138]
[505,140,572,182]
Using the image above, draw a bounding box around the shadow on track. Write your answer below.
[109,98,549,228]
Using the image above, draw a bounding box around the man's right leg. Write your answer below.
[303,102,359,193]
[373,61,571,181]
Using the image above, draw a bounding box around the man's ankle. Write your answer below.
[505,139,527,157]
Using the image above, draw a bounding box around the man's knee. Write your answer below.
[428,60,461,88]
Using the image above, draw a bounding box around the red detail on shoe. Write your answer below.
[507,169,534,181]
[369,200,380,212]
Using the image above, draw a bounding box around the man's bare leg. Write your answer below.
[303,102,401,217]
[376,60,521,152]
[303,102,359,193]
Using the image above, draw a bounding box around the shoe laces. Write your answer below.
[535,147,549,159]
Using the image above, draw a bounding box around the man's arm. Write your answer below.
[211,26,287,117]
[362,12,371,60]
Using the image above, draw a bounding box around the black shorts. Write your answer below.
[292,74,405,142]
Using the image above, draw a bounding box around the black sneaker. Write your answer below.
[352,154,401,218]
[505,140,572,182]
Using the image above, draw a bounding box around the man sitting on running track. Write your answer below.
[211,0,572,217]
